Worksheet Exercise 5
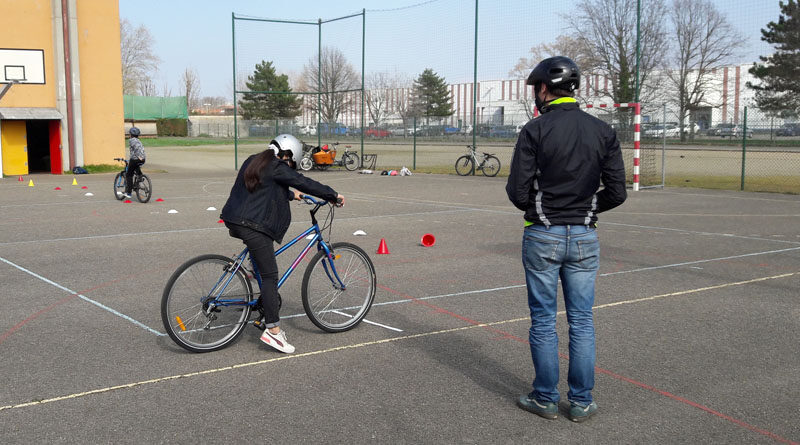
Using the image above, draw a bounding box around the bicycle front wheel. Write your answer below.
[343,152,360,171]
[455,155,474,176]
[161,254,254,353]
[302,242,376,333]
[113,172,126,200]
[299,157,313,171]
[135,174,152,203]
[481,155,501,177]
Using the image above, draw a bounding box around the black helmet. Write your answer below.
[129,126,141,137]
[526,56,580,92]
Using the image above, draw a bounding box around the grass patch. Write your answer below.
[408,165,511,177]
[138,137,267,147]
[666,174,800,194]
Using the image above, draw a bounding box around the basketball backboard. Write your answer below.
[0,49,45,84]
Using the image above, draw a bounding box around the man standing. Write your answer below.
[506,56,627,422]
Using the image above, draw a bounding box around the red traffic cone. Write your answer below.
[54,186,61,190]
[377,238,390,254]
[18,176,23,182]
[421,233,436,247]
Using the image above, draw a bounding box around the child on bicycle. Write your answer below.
[122,126,146,199]
[220,134,344,354]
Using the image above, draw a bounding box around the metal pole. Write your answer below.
[472,0,478,150]
[361,9,365,162]
[740,106,747,191]
[662,103,667,188]
[413,116,417,169]
[232,13,239,169]
[317,18,322,148]
[635,0,641,103]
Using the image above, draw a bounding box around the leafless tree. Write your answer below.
[666,0,740,140]
[160,80,172,97]
[365,71,410,128]
[395,87,414,135]
[181,67,201,111]
[569,0,668,104]
[300,47,360,125]
[137,77,157,96]
[120,18,161,95]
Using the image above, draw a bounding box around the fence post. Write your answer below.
[413,116,417,170]
[662,103,667,188]
[740,106,748,191]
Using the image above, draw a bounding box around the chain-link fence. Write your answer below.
[222,0,797,192]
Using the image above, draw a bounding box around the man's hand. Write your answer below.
[291,190,303,201]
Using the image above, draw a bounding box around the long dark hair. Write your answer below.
[244,149,275,192]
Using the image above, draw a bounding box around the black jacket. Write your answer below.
[220,156,338,242]
[506,100,627,226]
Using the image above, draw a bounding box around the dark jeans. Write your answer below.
[124,158,145,194]
[225,222,282,328]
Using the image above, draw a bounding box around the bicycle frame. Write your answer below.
[205,199,346,310]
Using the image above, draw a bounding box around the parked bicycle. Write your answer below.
[112,157,152,202]
[455,145,501,177]
[160,194,376,353]
[299,142,360,172]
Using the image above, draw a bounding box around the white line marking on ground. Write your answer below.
[329,310,403,332]
[2,271,794,413]
[603,222,800,246]
[0,256,165,337]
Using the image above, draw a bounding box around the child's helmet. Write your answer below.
[129,126,141,137]
[270,134,303,168]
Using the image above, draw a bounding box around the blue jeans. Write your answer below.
[522,224,599,405]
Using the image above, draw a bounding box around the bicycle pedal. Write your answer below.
[252,319,267,331]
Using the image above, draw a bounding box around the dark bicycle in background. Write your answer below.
[112,157,152,203]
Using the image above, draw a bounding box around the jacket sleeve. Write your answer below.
[505,127,538,211]
[273,162,338,203]
[596,128,627,213]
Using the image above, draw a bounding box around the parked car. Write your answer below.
[365,128,390,138]
[318,122,348,136]
[389,127,406,137]
[716,123,753,138]
[776,123,800,136]
[299,125,317,136]
[479,125,517,138]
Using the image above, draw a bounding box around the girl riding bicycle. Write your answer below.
[220,134,344,354]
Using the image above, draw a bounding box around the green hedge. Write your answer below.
[156,119,188,137]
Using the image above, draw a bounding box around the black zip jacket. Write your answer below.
[221,156,338,243]
[505,100,627,226]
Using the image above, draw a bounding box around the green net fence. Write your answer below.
[226,0,799,193]
[123,95,188,120]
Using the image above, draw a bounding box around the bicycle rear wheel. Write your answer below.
[301,242,376,333]
[113,172,126,200]
[481,155,501,177]
[161,254,254,353]
[455,155,474,176]
[135,174,152,203]
[343,152,360,171]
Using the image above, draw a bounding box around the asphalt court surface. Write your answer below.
[1,168,799,443]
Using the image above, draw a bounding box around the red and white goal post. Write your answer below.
[582,103,642,191]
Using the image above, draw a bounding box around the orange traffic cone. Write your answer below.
[377,238,390,254]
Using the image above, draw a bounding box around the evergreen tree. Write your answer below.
[410,69,454,124]
[747,0,800,116]
[239,60,302,120]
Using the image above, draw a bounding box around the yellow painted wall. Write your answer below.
[76,0,125,164]
[0,0,56,108]
[1,121,29,176]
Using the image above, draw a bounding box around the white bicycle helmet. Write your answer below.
[270,134,303,169]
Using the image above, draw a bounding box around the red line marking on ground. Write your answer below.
[376,281,797,444]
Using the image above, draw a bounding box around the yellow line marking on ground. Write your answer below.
[1,271,795,412]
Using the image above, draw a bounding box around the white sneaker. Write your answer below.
[260,329,295,353]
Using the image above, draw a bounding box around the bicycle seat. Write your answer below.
[483,152,495,157]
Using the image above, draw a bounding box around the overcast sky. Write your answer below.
[118,0,782,100]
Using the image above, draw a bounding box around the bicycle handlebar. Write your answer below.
[299,194,343,207]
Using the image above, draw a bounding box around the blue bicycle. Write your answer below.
[113,157,151,203]
[160,195,376,353]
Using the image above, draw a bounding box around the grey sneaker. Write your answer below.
[568,401,598,422]
[517,394,558,419]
